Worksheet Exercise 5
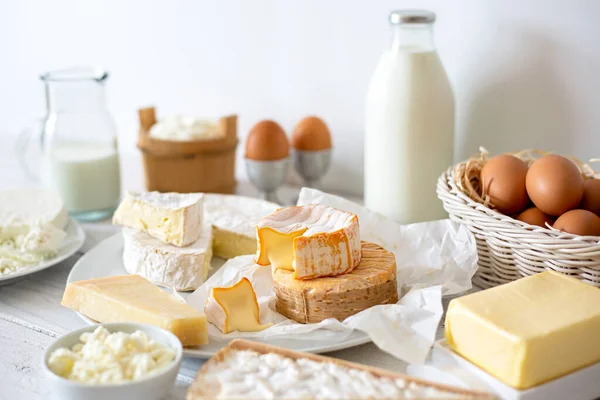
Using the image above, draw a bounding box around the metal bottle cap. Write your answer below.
[389,10,436,25]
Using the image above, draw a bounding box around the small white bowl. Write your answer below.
[42,322,183,400]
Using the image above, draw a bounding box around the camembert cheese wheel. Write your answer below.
[204,278,272,334]
[273,242,398,324]
[256,204,361,280]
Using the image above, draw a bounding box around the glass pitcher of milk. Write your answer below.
[17,67,121,221]
[364,10,454,224]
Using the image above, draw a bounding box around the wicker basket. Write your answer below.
[437,150,600,289]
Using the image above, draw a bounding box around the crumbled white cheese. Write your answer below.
[202,350,463,399]
[0,223,66,275]
[48,327,176,384]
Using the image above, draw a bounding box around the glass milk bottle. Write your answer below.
[18,68,121,221]
[364,10,454,224]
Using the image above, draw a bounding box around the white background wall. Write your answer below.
[1,0,599,196]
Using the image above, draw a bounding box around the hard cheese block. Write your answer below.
[122,225,212,291]
[445,271,600,389]
[273,241,397,323]
[204,277,271,334]
[204,194,279,259]
[256,204,361,279]
[61,275,208,346]
[113,191,204,247]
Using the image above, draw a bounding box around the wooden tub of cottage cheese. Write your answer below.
[137,107,238,194]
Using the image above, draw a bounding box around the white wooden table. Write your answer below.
[0,190,436,400]
[0,145,489,399]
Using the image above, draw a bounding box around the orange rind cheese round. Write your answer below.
[255,204,361,280]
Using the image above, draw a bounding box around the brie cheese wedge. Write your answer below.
[113,191,203,247]
[256,204,361,279]
[122,225,212,291]
[204,194,278,259]
[204,277,271,334]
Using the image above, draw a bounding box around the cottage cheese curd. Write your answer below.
[200,350,461,399]
[48,327,175,384]
[0,223,66,275]
[150,115,224,141]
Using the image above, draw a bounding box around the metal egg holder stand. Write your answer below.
[245,143,332,206]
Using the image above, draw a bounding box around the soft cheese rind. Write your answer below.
[445,271,600,389]
[273,241,397,323]
[204,194,278,258]
[204,277,271,334]
[122,225,212,291]
[113,191,204,247]
[256,204,361,279]
[61,275,208,346]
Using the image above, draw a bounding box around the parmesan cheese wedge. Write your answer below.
[61,275,208,347]
[204,277,272,334]
[255,204,361,280]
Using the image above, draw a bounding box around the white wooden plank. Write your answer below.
[0,256,87,335]
[0,318,53,400]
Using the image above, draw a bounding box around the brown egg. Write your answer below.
[553,209,600,236]
[526,155,584,216]
[245,120,289,161]
[291,116,332,151]
[516,207,555,228]
[480,155,529,214]
[580,179,600,216]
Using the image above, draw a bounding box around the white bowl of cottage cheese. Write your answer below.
[42,323,182,400]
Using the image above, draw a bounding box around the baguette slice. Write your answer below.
[187,339,496,400]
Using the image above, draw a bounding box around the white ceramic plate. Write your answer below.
[0,219,85,285]
[67,233,371,358]
[434,339,600,400]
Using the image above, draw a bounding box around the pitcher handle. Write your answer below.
[15,118,44,183]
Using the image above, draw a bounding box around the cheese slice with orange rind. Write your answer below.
[204,277,272,334]
[255,204,361,280]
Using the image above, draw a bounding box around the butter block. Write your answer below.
[445,271,600,389]
[204,277,271,334]
[62,275,208,346]
[113,191,203,247]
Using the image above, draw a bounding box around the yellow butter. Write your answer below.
[204,277,271,334]
[445,271,600,389]
[61,275,208,347]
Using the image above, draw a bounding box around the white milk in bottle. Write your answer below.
[364,10,454,224]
